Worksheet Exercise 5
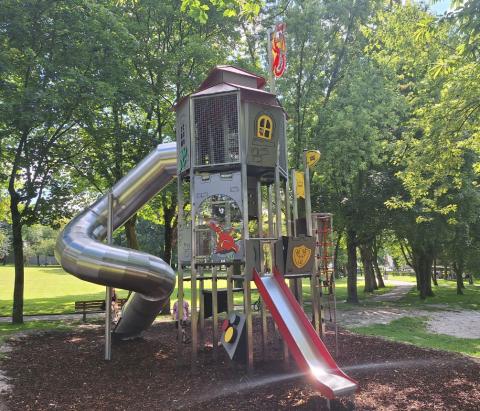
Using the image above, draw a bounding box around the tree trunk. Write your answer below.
[333,230,343,279]
[411,246,434,300]
[11,198,24,324]
[373,256,385,288]
[432,258,438,286]
[124,214,139,250]
[453,262,465,295]
[360,244,377,293]
[346,229,359,304]
[163,206,175,266]
[371,238,385,288]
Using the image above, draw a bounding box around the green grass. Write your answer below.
[1,266,395,317]
[398,280,480,310]
[0,266,130,316]
[301,277,395,310]
[351,317,480,358]
[383,274,417,283]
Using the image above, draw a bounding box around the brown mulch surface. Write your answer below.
[1,318,480,411]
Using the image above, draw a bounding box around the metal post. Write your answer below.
[274,167,282,238]
[267,28,276,94]
[177,177,185,364]
[257,182,268,355]
[291,169,298,237]
[227,265,233,314]
[304,152,312,236]
[199,267,205,348]
[244,273,253,371]
[285,178,292,238]
[212,266,218,359]
[267,185,275,270]
[330,215,339,356]
[240,98,253,372]
[189,97,198,364]
[105,192,113,361]
[311,215,321,336]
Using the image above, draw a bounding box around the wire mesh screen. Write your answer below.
[194,94,239,165]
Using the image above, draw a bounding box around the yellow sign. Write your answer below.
[306,150,321,169]
[295,171,305,199]
[292,245,312,269]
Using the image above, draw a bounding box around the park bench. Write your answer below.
[75,298,128,322]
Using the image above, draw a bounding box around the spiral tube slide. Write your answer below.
[55,142,178,338]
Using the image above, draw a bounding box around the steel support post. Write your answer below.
[304,152,313,237]
[257,181,268,355]
[241,98,253,372]
[212,266,218,359]
[198,268,205,348]
[227,265,234,314]
[177,177,185,364]
[189,98,198,364]
[104,192,113,361]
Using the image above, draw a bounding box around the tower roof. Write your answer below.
[199,65,266,90]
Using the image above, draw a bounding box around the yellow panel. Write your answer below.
[295,171,305,199]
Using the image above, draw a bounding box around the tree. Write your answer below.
[0,0,131,322]
[313,57,403,302]
[0,224,10,264]
[365,4,479,299]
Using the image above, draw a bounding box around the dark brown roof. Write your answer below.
[199,65,266,90]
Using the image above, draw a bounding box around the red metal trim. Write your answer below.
[253,268,358,399]
[253,269,336,399]
[272,268,356,386]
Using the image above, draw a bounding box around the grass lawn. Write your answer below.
[351,317,480,358]
[0,266,130,316]
[398,279,480,310]
[0,266,394,317]
[302,278,394,310]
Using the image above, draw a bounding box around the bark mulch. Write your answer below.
[1,318,479,410]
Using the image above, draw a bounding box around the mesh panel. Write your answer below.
[194,94,239,165]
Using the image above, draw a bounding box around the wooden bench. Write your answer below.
[75,298,128,322]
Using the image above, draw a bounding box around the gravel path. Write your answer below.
[371,281,414,302]
[337,281,480,339]
[426,310,480,339]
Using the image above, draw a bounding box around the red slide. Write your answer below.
[253,268,358,399]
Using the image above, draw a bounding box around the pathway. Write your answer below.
[370,281,414,302]
[336,280,480,339]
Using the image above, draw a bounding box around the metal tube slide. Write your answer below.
[55,142,178,338]
[253,268,358,399]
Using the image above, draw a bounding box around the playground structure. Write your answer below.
[55,66,357,400]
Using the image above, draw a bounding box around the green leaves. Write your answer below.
[180,0,261,23]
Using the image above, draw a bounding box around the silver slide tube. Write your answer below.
[55,142,178,337]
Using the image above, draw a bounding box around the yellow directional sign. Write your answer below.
[295,170,305,199]
[306,150,321,169]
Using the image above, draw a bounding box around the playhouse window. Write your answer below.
[257,115,273,140]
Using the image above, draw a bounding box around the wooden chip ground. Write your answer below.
[1,318,479,410]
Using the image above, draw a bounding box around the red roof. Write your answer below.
[199,65,266,90]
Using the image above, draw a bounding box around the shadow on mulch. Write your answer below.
[1,317,479,410]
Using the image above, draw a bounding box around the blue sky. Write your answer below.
[427,0,452,15]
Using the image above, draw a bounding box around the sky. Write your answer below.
[426,0,452,15]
